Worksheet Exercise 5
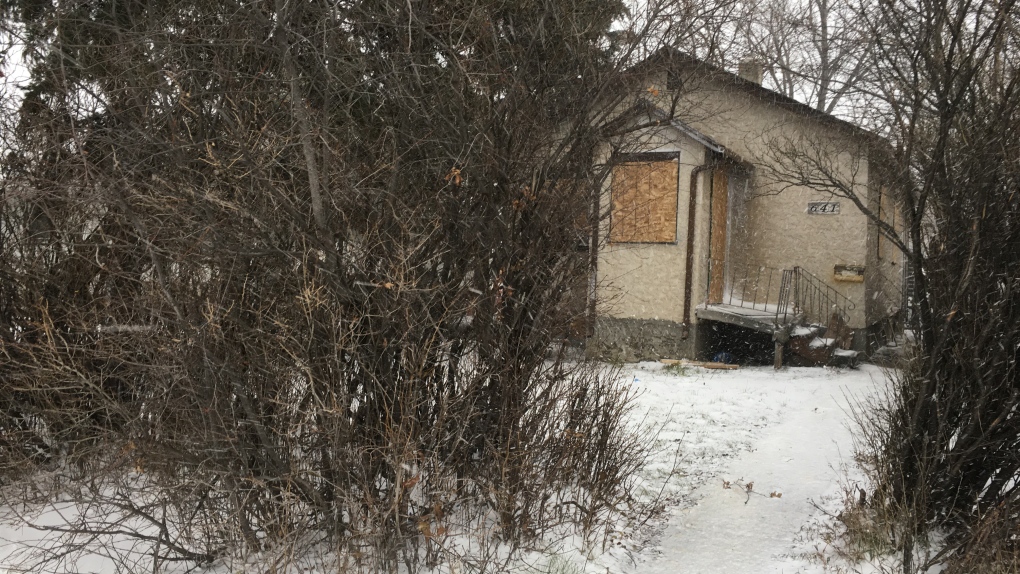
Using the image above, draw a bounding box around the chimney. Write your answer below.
[737,59,764,85]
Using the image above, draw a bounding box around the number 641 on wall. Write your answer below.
[807,201,841,215]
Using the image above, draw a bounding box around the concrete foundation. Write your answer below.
[589,317,702,362]
[591,315,873,364]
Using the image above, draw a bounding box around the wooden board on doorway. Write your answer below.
[708,167,728,303]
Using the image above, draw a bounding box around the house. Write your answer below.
[589,50,903,364]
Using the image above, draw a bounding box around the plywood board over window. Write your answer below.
[610,154,680,243]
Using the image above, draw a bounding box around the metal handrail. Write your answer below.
[790,266,856,324]
[707,259,856,348]
[777,268,795,325]
[710,258,786,313]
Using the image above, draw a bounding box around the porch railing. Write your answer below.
[784,266,856,333]
[710,259,787,315]
[708,259,856,342]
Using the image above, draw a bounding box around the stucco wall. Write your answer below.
[591,66,903,362]
[646,72,875,328]
[865,177,905,334]
[595,127,711,325]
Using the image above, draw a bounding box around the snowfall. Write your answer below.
[0,363,893,574]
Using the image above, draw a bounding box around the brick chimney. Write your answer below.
[737,59,764,85]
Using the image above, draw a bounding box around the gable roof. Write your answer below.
[633,47,878,142]
[623,98,751,166]
[639,100,724,153]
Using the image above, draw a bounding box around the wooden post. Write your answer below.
[708,168,728,304]
[773,324,790,370]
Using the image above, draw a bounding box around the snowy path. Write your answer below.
[623,364,884,574]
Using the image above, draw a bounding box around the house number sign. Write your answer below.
[807,201,841,215]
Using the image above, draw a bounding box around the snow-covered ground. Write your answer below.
[0,362,888,574]
[554,362,886,574]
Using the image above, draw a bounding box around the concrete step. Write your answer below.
[787,333,834,366]
[829,348,860,368]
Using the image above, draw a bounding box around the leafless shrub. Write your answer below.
[833,364,939,572]
[0,0,717,571]
[943,503,1020,574]
[782,0,1020,571]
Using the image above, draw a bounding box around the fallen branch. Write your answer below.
[660,359,739,370]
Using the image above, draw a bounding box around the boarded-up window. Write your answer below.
[610,157,679,243]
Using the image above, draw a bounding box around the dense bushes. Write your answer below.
[0,0,696,570]
[841,1,1020,571]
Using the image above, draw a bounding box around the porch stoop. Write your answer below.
[696,264,858,368]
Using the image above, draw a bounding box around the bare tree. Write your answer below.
[732,0,875,116]
[757,0,1020,571]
